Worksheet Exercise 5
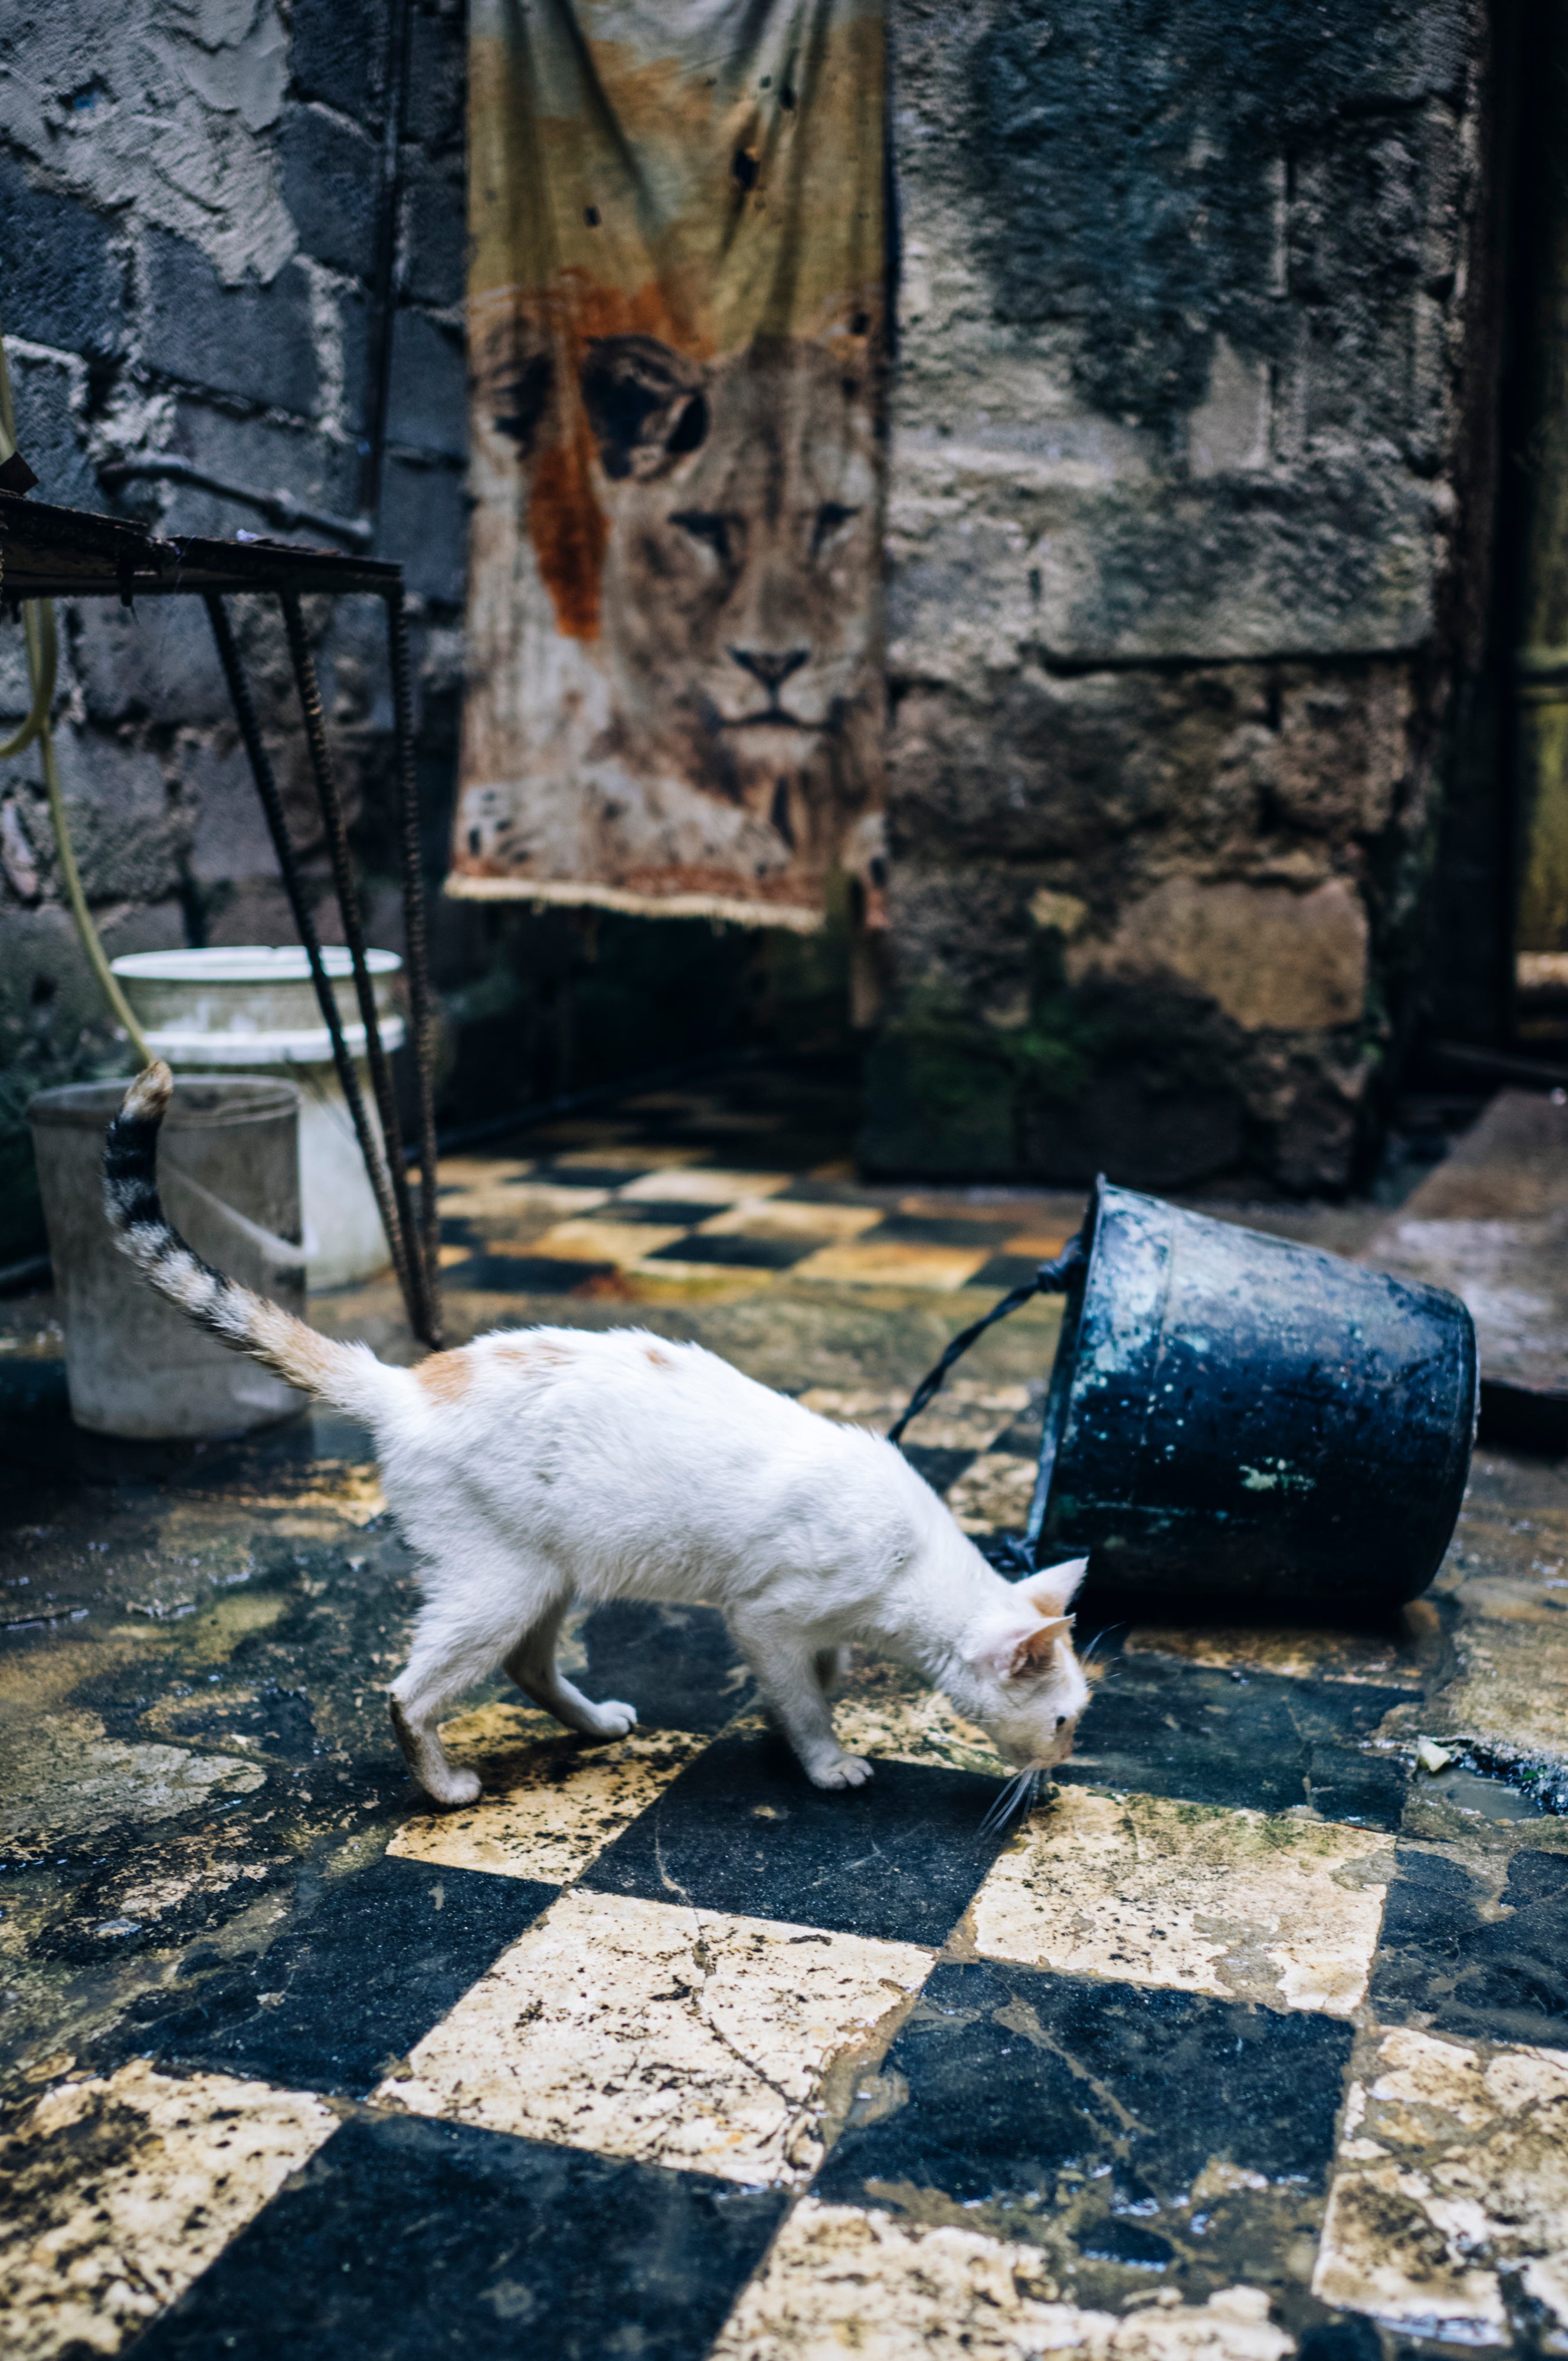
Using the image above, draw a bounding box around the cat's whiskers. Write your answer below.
[981,1766,1040,1835]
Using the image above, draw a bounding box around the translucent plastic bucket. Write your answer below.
[110,946,405,1291]
[28,1074,307,1440]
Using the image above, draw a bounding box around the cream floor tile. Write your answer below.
[1,2061,338,2361]
[833,1656,1008,1778]
[1000,1230,1074,1258]
[798,1382,1030,1455]
[789,1241,990,1290]
[531,1217,689,1263]
[698,1198,884,1242]
[708,2200,1293,2361]
[618,1167,791,1204]
[1124,1621,1433,1688]
[1312,2025,1568,2346]
[388,1711,706,1884]
[377,1887,931,2186]
[968,1787,1389,2016]
[945,1453,1040,1531]
[437,1180,611,1220]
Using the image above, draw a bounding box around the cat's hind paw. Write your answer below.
[430,1765,483,1807]
[810,1752,873,1790]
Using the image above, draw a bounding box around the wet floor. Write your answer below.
[3,1064,1567,2359]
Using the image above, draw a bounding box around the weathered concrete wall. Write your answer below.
[0,0,473,1263]
[867,0,1500,1191]
[0,0,1507,1254]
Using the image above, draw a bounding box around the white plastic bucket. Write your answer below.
[28,1074,307,1439]
[110,947,406,1290]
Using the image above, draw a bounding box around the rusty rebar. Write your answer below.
[384,587,443,1342]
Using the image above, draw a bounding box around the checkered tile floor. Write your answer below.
[9,1498,1568,2357]
[7,1076,1568,2359]
[434,1149,1072,1300]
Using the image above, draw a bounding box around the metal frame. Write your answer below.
[0,489,443,1346]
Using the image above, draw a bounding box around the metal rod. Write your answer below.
[384,587,443,1342]
[277,587,433,1342]
[204,590,420,1331]
[99,458,372,551]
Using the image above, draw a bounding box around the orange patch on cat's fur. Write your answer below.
[644,1344,673,1369]
[493,1336,571,1372]
[415,1350,474,1401]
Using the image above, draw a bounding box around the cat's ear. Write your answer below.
[1014,1557,1089,1620]
[974,1610,1075,1684]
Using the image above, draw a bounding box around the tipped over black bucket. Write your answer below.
[1027,1181,1478,1605]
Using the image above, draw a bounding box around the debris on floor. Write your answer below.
[3,1067,1566,2359]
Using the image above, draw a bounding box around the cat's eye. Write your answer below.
[812,501,859,555]
[1055,1714,1068,1728]
[670,509,734,564]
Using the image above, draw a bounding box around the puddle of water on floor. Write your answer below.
[1422,1765,1548,1820]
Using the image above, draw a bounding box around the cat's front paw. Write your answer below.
[429,1765,483,1807]
[810,1752,873,1790]
[588,1699,637,1739]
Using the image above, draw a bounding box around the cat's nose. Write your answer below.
[728,646,808,695]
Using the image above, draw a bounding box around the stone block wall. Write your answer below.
[0,0,1512,1257]
[866,0,1502,1191]
[0,0,476,1263]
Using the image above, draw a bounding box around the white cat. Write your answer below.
[104,1063,1090,1808]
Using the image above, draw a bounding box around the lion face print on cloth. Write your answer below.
[453,0,888,933]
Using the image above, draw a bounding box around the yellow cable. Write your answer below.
[0,318,150,1065]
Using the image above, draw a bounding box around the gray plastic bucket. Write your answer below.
[27,1074,307,1440]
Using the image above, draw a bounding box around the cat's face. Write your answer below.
[954,1556,1092,1771]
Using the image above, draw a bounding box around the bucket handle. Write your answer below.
[886,1227,1088,1447]
[161,1157,319,1274]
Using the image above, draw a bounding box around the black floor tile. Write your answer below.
[446,1254,618,1293]
[1369,1845,1568,2043]
[1059,1654,1410,1828]
[990,1410,1046,1458]
[529,1163,657,1191]
[860,1212,1009,1248]
[608,1199,728,1227]
[581,1730,1006,1944]
[643,1233,819,1270]
[581,1600,752,1734]
[131,2111,787,2361]
[901,1443,978,1496]
[970,1253,1047,1291]
[113,1855,555,2096]
[815,1957,1353,2304]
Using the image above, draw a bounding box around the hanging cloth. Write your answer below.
[452,0,889,932]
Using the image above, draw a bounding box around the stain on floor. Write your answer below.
[3,1064,1567,2357]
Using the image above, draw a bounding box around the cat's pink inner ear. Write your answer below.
[1015,1556,1089,1620]
[1016,1614,1073,1668]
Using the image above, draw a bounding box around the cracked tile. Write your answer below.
[969,1788,1389,2016]
[388,1708,707,1883]
[581,1729,1010,1945]
[0,2060,337,2361]
[709,2201,1294,2361]
[1312,2024,1568,2346]
[377,1887,931,2186]
[110,1854,555,2098]
[815,1956,1351,2310]
[833,1654,1008,1779]
[1123,1618,1435,1690]
[130,2110,785,2361]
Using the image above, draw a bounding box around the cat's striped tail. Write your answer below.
[102,1061,397,1421]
